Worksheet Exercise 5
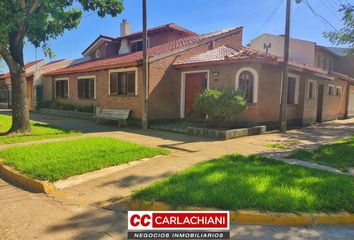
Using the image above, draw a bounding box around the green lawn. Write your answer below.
[0,114,80,144]
[0,137,169,181]
[134,154,354,213]
[289,136,354,172]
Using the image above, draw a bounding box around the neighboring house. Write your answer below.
[250,33,354,119]
[0,59,73,110]
[249,33,353,74]
[43,20,354,127]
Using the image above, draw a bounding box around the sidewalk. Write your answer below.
[44,115,354,205]
[1,113,354,239]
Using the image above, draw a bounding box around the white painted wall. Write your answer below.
[250,34,316,65]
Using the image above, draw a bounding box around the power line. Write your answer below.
[249,0,283,40]
[320,0,342,20]
[303,0,339,32]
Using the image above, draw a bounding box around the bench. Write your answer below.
[94,108,131,127]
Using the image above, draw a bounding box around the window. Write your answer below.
[95,49,101,59]
[131,40,143,52]
[323,57,327,69]
[287,77,297,104]
[78,78,95,99]
[238,71,254,103]
[317,55,321,67]
[131,39,150,52]
[328,84,335,96]
[55,79,68,98]
[308,80,316,100]
[235,67,258,103]
[336,86,342,96]
[109,71,136,96]
[329,60,333,71]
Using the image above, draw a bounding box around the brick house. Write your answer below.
[0,59,73,110]
[43,20,354,127]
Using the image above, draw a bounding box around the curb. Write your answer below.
[121,199,354,226]
[0,162,56,194]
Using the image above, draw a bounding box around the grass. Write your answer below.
[134,154,354,213]
[0,137,169,182]
[0,114,80,144]
[264,143,289,150]
[289,136,354,172]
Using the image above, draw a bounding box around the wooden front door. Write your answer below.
[185,72,207,120]
[27,78,33,111]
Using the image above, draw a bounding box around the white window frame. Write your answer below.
[108,67,138,96]
[328,84,335,96]
[54,77,69,99]
[307,79,317,100]
[235,67,258,103]
[77,75,96,99]
[336,86,342,96]
[180,70,210,118]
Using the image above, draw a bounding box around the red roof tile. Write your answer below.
[42,59,66,67]
[0,59,43,79]
[174,45,328,75]
[114,23,196,41]
[45,35,207,76]
[82,23,196,55]
[45,27,244,76]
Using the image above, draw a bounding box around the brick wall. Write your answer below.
[52,67,144,119]
[148,29,243,120]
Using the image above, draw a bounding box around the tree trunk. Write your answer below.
[10,66,31,133]
[7,31,31,133]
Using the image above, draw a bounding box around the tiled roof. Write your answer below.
[174,45,328,75]
[82,23,196,55]
[114,23,196,41]
[45,29,243,76]
[42,59,66,67]
[0,59,44,79]
[45,27,244,76]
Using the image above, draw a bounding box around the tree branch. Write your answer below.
[0,43,16,70]
[28,0,42,15]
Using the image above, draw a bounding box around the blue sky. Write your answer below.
[1,0,352,72]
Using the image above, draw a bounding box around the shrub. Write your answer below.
[37,101,94,113]
[194,86,247,126]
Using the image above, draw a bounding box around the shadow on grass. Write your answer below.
[133,154,354,213]
[289,136,354,172]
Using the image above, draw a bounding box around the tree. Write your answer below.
[194,87,247,127]
[0,0,124,133]
[323,4,354,55]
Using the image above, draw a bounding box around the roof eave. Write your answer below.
[150,27,244,63]
[43,61,141,77]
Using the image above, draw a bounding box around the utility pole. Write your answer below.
[280,0,302,133]
[279,0,291,133]
[142,0,148,129]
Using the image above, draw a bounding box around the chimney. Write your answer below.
[120,19,131,37]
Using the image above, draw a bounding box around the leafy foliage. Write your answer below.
[194,87,247,126]
[323,4,354,55]
[0,0,124,51]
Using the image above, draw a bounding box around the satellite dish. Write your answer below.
[295,0,302,4]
